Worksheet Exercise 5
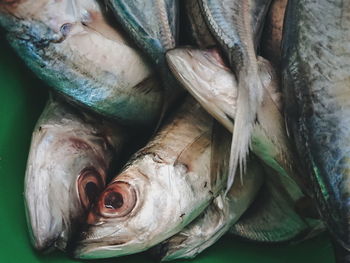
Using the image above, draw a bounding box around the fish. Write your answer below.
[260,0,288,66]
[0,0,163,127]
[152,157,264,261]
[74,97,231,259]
[24,96,127,252]
[198,0,272,189]
[230,166,324,242]
[281,0,350,257]
[184,0,216,48]
[106,0,184,122]
[166,47,303,190]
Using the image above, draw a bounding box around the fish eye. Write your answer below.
[98,182,136,218]
[60,23,73,37]
[78,167,105,210]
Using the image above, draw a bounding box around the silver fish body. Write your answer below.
[0,0,163,127]
[74,97,231,259]
[230,166,324,242]
[153,157,264,261]
[25,96,127,251]
[282,0,350,253]
[166,48,302,190]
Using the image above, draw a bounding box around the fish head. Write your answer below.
[24,108,121,251]
[74,153,194,259]
[0,0,98,35]
[0,0,92,81]
[166,48,237,131]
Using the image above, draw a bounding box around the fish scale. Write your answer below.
[282,0,350,256]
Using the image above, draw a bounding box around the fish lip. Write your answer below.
[73,238,128,259]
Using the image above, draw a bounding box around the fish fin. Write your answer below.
[226,69,263,194]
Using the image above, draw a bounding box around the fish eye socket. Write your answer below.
[78,167,105,210]
[99,182,136,218]
[60,23,73,37]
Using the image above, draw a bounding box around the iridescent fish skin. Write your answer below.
[24,97,127,252]
[106,0,184,117]
[153,157,264,261]
[282,0,350,254]
[74,97,231,259]
[0,0,163,126]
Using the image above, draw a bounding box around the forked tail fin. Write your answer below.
[226,68,264,193]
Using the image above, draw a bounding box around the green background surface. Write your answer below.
[0,36,335,262]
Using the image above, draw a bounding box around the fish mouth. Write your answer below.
[73,230,130,259]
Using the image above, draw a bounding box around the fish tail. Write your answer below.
[226,68,263,194]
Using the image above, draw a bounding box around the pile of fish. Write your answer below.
[1,0,349,262]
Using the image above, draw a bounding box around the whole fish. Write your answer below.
[230,166,324,242]
[198,0,272,189]
[25,96,127,251]
[282,0,350,257]
[152,157,264,261]
[106,0,184,121]
[74,97,231,259]
[260,0,288,66]
[0,0,163,127]
[166,48,303,189]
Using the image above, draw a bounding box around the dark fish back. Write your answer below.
[199,0,271,71]
[282,0,350,251]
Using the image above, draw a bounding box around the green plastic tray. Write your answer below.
[0,37,335,263]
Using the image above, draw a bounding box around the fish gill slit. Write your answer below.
[155,0,175,49]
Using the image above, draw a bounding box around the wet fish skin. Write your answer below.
[260,0,288,66]
[198,0,272,191]
[24,96,127,251]
[166,48,302,190]
[282,0,350,252]
[230,166,324,242]
[0,0,163,127]
[107,0,178,66]
[106,0,184,114]
[153,157,264,261]
[74,97,231,259]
